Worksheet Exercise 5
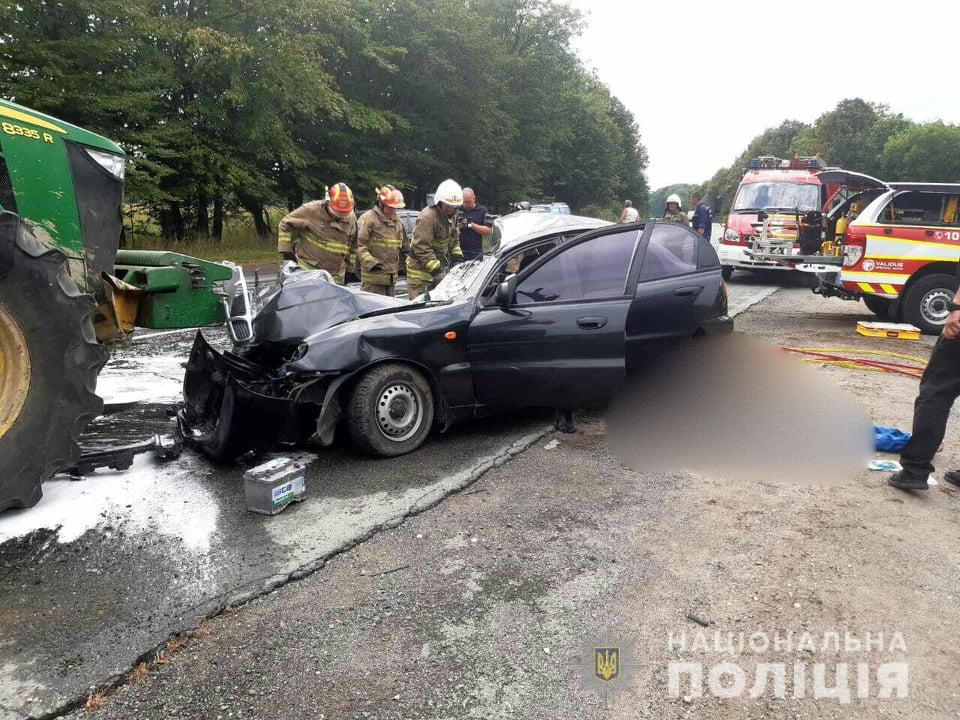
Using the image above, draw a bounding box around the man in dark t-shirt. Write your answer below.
[458,187,493,260]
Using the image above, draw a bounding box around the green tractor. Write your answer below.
[0,99,249,511]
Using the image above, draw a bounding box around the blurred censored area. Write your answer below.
[605,334,873,486]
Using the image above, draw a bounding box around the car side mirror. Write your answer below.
[494,277,516,307]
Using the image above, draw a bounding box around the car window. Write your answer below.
[640,224,698,281]
[881,192,960,227]
[514,229,639,305]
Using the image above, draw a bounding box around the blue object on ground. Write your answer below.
[874,426,911,452]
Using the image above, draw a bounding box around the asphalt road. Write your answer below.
[0,276,779,720]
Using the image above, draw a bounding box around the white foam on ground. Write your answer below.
[0,452,220,550]
[96,353,188,406]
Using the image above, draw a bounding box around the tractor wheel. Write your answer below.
[0,213,107,511]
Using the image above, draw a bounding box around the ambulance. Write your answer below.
[813,182,960,334]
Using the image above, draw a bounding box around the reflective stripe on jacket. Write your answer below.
[406,205,461,281]
[357,206,404,286]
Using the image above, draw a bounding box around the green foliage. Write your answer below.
[696,99,958,218]
[698,120,807,219]
[790,98,910,179]
[0,0,648,243]
[883,122,960,183]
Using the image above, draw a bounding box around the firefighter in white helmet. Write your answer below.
[663,193,687,225]
[406,179,465,298]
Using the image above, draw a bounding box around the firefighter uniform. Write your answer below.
[663,209,689,225]
[277,200,357,284]
[357,205,404,296]
[405,205,463,298]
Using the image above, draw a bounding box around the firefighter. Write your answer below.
[406,179,465,299]
[663,194,687,225]
[277,182,357,284]
[356,185,406,296]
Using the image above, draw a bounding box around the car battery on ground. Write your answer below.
[856,321,921,341]
[244,457,307,515]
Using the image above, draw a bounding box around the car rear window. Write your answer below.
[515,229,639,305]
[881,191,960,227]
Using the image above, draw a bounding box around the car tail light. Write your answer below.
[843,228,866,268]
[722,227,741,244]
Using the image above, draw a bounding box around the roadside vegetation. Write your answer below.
[696,98,960,218]
[1,0,650,254]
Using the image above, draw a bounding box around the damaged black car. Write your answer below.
[180,214,732,461]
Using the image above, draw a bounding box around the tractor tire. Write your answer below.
[862,294,891,319]
[902,273,959,336]
[347,363,434,457]
[0,213,107,511]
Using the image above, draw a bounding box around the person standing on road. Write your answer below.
[457,188,493,261]
[356,185,406,296]
[277,183,357,285]
[690,192,712,242]
[889,276,960,490]
[406,179,465,299]
[619,199,640,224]
[663,194,688,225]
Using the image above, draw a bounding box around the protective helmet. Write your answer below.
[666,193,682,208]
[434,179,464,208]
[327,182,355,218]
[376,185,406,209]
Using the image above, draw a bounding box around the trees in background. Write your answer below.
[0,0,648,241]
[696,99,960,218]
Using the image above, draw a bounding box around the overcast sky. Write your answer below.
[568,0,960,190]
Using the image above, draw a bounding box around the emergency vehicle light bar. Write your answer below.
[749,155,826,171]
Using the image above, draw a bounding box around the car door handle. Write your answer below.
[577,316,607,329]
[883,228,893,235]
[926,230,935,237]
[673,285,703,298]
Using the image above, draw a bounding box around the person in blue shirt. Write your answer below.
[690,192,711,241]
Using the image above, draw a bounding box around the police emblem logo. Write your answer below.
[594,647,620,682]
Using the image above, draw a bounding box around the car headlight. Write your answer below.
[723,228,740,243]
[85,147,125,182]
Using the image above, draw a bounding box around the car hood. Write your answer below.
[253,270,406,344]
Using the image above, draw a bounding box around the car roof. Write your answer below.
[491,211,610,253]
[889,182,960,194]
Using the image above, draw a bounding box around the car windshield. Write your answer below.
[733,182,820,212]
[422,258,494,302]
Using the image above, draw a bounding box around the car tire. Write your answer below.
[902,273,959,335]
[862,294,891,319]
[721,266,734,281]
[347,363,434,457]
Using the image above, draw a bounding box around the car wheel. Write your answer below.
[902,273,959,335]
[721,266,734,281]
[861,294,891,319]
[347,363,434,456]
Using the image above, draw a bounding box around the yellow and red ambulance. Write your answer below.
[817,182,960,334]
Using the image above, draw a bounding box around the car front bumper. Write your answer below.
[718,243,795,271]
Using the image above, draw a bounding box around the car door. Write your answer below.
[625,222,720,367]
[467,227,643,409]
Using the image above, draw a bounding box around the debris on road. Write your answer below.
[543,439,559,450]
[67,432,183,476]
[686,611,712,627]
[869,458,903,472]
[856,321,921,341]
[874,426,912,452]
[243,457,307,515]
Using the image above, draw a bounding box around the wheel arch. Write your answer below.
[901,262,957,295]
[318,356,449,436]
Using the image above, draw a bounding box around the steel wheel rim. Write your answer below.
[920,288,953,326]
[0,305,31,440]
[375,381,422,442]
